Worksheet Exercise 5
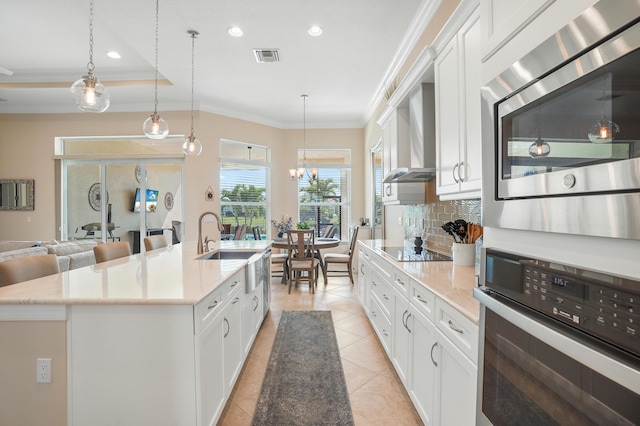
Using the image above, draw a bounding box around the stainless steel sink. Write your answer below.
[197,251,256,260]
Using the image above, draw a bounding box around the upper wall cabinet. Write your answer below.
[435,8,482,200]
[480,0,598,81]
[381,108,426,205]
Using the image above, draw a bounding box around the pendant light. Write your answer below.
[70,0,110,113]
[183,30,203,156]
[143,0,169,139]
[529,107,550,158]
[289,95,317,180]
[588,73,620,143]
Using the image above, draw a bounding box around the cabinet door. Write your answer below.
[459,12,482,194]
[357,249,370,310]
[196,312,225,426]
[408,305,437,426]
[435,37,462,196]
[223,295,243,396]
[434,329,478,426]
[391,290,410,387]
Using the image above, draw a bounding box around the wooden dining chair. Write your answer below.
[93,241,131,263]
[233,224,247,240]
[0,254,60,287]
[144,235,167,251]
[285,229,319,294]
[323,226,359,284]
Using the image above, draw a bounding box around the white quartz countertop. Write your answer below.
[361,240,480,324]
[0,240,271,306]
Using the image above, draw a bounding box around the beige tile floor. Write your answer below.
[218,272,423,425]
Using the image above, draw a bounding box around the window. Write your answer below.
[297,149,351,240]
[220,140,270,239]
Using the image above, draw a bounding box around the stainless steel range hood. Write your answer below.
[383,83,436,184]
[383,167,435,183]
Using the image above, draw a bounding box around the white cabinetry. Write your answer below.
[242,283,264,357]
[435,8,482,200]
[357,246,478,426]
[480,0,598,80]
[69,266,265,426]
[380,108,425,205]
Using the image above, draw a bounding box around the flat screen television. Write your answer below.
[132,188,159,212]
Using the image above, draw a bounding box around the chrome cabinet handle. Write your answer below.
[361,265,365,274]
[405,313,412,333]
[416,294,428,304]
[382,329,389,336]
[232,297,240,304]
[383,293,389,300]
[253,296,259,311]
[231,281,239,288]
[448,320,464,334]
[452,163,460,183]
[402,310,408,328]
[372,280,377,286]
[431,341,438,367]
[396,278,405,287]
[385,185,392,196]
[458,161,465,182]
[224,318,229,338]
[207,300,219,310]
[371,310,377,317]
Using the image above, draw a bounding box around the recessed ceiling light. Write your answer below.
[308,25,323,36]
[107,51,121,59]
[228,26,244,37]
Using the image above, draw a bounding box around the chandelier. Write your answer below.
[290,95,317,180]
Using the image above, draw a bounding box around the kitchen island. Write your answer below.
[0,240,271,426]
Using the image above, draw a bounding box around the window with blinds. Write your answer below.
[297,149,351,241]
[220,140,270,240]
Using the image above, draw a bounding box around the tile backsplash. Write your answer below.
[403,197,481,257]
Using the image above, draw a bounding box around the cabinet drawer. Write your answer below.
[369,295,392,354]
[392,269,410,297]
[194,287,223,334]
[370,270,393,318]
[223,270,243,299]
[434,298,478,363]
[370,253,392,282]
[410,280,436,322]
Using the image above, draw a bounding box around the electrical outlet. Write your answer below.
[36,358,51,384]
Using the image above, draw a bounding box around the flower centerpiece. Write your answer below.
[272,215,293,238]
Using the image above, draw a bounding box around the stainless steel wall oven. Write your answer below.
[475,248,640,425]
[482,0,640,240]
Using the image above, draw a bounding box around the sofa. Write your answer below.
[0,240,100,272]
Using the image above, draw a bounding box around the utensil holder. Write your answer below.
[452,243,475,266]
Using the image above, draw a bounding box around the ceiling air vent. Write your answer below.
[253,49,280,63]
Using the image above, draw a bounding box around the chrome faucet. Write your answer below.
[197,211,225,254]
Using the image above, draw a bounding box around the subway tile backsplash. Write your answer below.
[404,198,481,257]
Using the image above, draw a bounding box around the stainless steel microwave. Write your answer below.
[482,0,640,240]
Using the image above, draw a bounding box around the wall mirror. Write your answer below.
[0,179,35,211]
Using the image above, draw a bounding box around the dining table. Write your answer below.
[271,237,340,284]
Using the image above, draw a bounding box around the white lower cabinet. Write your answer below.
[223,291,243,396]
[196,308,225,426]
[358,245,478,426]
[242,283,264,357]
[69,267,266,426]
[409,304,436,425]
[433,327,478,426]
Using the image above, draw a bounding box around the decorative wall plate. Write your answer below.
[88,182,108,211]
[164,192,174,211]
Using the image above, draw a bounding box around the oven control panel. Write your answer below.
[485,248,639,356]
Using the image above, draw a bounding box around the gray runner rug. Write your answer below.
[252,310,355,425]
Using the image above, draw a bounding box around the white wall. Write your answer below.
[0,111,365,242]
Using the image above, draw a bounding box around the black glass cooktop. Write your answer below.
[380,246,452,262]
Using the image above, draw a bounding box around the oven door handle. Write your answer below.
[474,288,640,394]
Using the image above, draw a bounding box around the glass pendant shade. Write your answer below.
[528,138,551,158]
[143,113,169,139]
[588,118,620,143]
[183,134,202,156]
[71,73,110,112]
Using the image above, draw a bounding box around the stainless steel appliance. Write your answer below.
[475,248,640,425]
[379,245,451,262]
[482,0,640,240]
